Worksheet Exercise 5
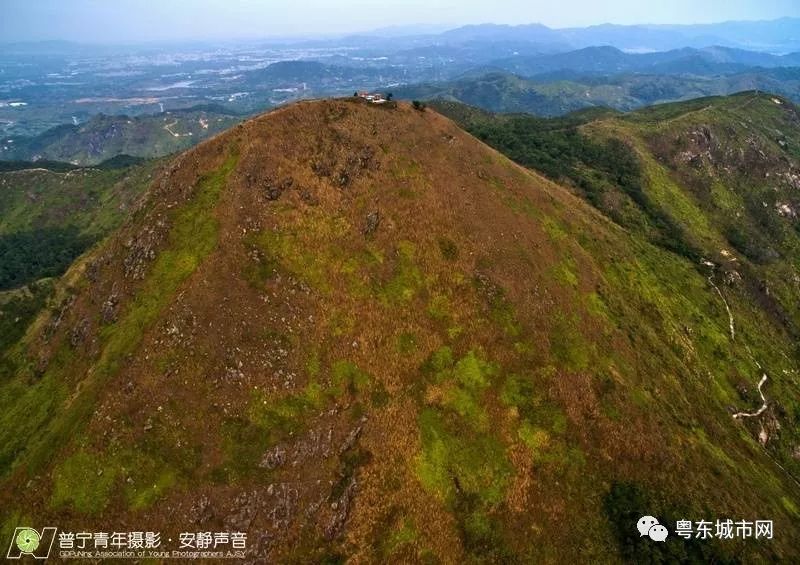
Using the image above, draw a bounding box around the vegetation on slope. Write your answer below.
[0,159,160,367]
[436,100,700,260]
[438,91,800,519]
[0,228,95,291]
[0,97,798,563]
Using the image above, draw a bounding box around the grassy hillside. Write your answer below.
[439,89,800,522]
[0,159,161,371]
[1,107,241,165]
[438,92,800,328]
[0,97,798,562]
[0,159,160,283]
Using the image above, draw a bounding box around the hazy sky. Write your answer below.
[2,0,799,42]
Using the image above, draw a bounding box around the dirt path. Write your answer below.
[708,281,800,487]
[708,273,735,341]
[655,92,761,128]
[706,271,772,420]
[164,119,192,138]
[732,373,769,419]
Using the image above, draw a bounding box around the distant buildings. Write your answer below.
[356,91,388,104]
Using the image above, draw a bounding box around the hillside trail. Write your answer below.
[708,272,735,341]
[707,271,800,490]
[654,92,762,129]
[164,118,192,138]
[732,372,769,419]
[704,91,794,420]
[705,268,770,419]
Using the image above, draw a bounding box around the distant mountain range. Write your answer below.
[423,17,800,54]
[272,17,797,57]
[13,17,797,55]
[4,17,800,164]
[483,45,800,78]
[393,68,800,116]
[388,42,800,117]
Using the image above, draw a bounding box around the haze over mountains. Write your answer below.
[428,17,800,53]
[4,17,800,149]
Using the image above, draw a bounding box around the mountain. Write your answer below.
[393,72,665,115]
[435,91,800,267]
[652,17,800,53]
[1,97,799,562]
[2,107,241,166]
[253,60,402,87]
[394,68,800,116]
[6,22,800,149]
[361,24,456,38]
[485,46,800,79]
[438,23,569,51]
[440,18,800,53]
[0,158,159,281]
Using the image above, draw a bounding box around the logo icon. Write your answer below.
[6,527,57,560]
[637,516,669,542]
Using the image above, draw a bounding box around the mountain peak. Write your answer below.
[4,97,609,559]
[3,95,800,562]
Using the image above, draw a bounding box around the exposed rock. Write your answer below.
[775,201,796,218]
[188,495,214,524]
[265,177,293,201]
[362,211,380,237]
[101,292,120,324]
[311,156,335,178]
[723,270,742,286]
[69,318,90,347]
[324,477,357,540]
[265,483,299,529]
[225,491,261,531]
[260,446,287,470]
[779,170,800,190]
[335,169,350,187]
[676,126,717,165]
[85,260,100,283]
[339,418,366,455]
[44,295,76,339]
[123,220,168,280]
[761,412,781,445]
[299,188,319,206]
[292,427,333,461]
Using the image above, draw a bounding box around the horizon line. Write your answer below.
[2,15,799,47]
